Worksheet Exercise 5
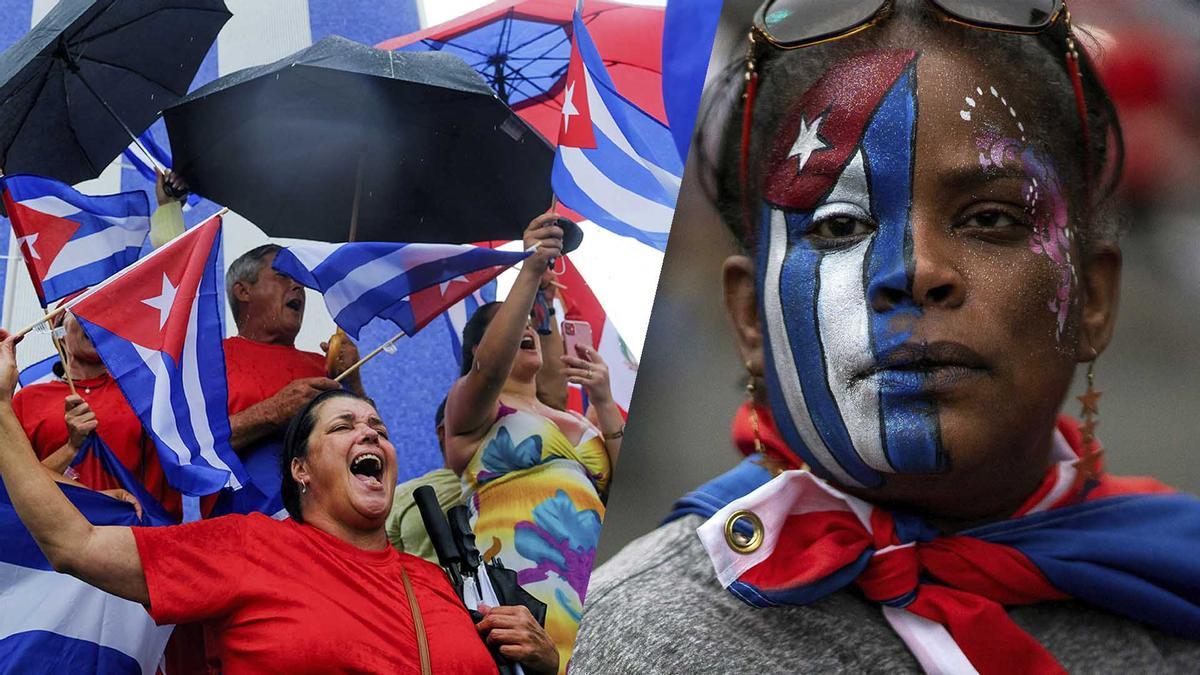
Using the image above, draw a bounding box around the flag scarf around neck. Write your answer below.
[693,405,1200,674]
[1,174,150,305]
[0,481,173,673]
[67,215,245,507]
[550,10,682,252]
[271,241,532,339]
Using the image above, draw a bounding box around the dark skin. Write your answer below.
[723,46,1121,531]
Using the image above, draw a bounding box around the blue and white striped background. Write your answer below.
[0,0,478,481]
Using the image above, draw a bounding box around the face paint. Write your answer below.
[964,85,1074,337]
[756,50,944,489]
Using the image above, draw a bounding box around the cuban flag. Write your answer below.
[16,352,58,389]
[0,481,173,674]
[0,175,150,305]
[557,256,636,412]
[272,241,532,339]
[65,215,245,518]
[551,10,682,252]
[442,281,496,369]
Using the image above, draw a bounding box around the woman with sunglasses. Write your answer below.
[573,1,1200,672]
[445,214,625,674]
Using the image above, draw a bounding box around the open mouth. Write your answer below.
[519,335,537,351]
[349,452,384,487]
[285,298,304,312]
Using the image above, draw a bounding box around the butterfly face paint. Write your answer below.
[962,86,1075,338]
[756,50,943,489]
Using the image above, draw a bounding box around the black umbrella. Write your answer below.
[164,35,555,244]
[0,0,231,184]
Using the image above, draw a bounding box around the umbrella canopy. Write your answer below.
[0,0,230,184]
[379,0,666,141]
[164,36,554,244]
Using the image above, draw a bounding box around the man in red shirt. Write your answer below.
[13,309,183,519]
[220,244,363,514]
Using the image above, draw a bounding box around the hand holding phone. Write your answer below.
[561,320,593,358]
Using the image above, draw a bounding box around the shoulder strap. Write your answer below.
[400,565,432,675]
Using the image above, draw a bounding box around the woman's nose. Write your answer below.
[869,225,964,313]
[357,425,380,444]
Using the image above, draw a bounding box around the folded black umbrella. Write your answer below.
[0,0,230,184]
[164,35,554,244]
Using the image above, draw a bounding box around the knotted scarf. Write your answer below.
[686,404,1200,674]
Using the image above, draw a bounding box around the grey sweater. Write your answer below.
[571,515,1200,674]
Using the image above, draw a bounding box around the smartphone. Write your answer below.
[561,319,594,358]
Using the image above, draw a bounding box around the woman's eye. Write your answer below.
[959,209,1026,230]
[955,208,1032,233]
[811,215,873,239]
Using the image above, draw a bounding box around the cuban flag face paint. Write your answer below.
[757,50,944,488]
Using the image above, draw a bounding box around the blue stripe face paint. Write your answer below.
[755,50,945,488]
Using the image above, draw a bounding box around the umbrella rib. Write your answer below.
[503,8,619,57]
[77,53,181,96]
[61,70,99,177]
[503,21,569,56]
[436,41,492,59]
[69,6,231,51]
[3,66,53,161]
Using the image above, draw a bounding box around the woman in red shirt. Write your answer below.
[0,333,557,674]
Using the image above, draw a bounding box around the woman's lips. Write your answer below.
[855,341,990,393]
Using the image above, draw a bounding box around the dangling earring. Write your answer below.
[745,371,764,456]
[299,480,308,495]
[1077,360,1101,443]
[1074,352,1104,485]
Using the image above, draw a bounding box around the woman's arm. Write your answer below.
[562,344,624,465]
[40,442,77,474]
[0,331,148,605]
[534,271,569,411]
[444,214,563,473]
[39,394,96,473]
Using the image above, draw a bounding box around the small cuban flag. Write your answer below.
[0,174,150,305]
[551,9,683,251]
[65,214,245,520]
[272,241,532,340]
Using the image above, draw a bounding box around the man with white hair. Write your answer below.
[221,244,364,513]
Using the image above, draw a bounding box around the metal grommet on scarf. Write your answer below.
[724,509,764,554]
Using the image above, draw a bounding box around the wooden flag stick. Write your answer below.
[334,330,407,383]
[11,207,230,337]
[50,330,77,396]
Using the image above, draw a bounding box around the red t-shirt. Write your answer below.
[12,375,182,519]
[133,513,497,674]
[223,336,326,416]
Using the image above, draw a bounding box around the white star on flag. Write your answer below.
[142,273,178,330]
[561,80,581,133]
[438,275,469,295]
[788,114,830,175]
[17,233,40,260]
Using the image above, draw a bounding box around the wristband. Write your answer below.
[603,426,624,441]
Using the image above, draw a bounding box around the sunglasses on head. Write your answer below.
[740,0,1091,222]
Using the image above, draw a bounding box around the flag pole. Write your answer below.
[334,330,407,383]
[326,153,367,375]
[11,207,230,337]
[50,331,77,396]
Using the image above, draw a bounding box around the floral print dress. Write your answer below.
[463,405,611,674]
